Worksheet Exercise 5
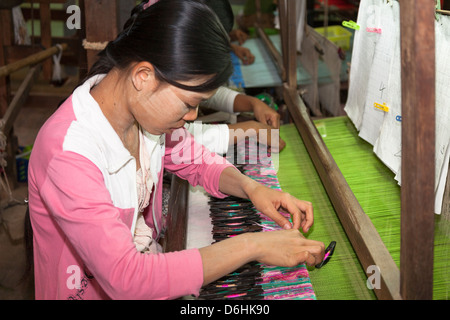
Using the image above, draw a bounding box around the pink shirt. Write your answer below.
[28,75,234,299]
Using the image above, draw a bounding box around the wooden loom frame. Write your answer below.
[0,44,67,190]
[260,0,435,300]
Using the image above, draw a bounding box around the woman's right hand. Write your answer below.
[246,229,325,267]
[200,228,324,286]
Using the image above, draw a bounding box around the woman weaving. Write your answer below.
[27,0,324,299]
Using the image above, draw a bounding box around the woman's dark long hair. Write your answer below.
[82,0,233,92]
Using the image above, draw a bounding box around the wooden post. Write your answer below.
[39,1,52,80]
[278,0,288,83]
[0,8,13,117]
[399,0,435,299]
[284,0,297,89]
[84,0,119,70]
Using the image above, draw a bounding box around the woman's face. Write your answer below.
[132,77,216,136]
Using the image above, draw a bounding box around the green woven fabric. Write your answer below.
[278,122,375,300]
[279,117,449,299]
[314,116,402,266]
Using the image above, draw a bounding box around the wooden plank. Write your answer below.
[30,0,67,3]
[77,0,88,80]
[255,26,285,81]
[283,85,402,300]
[22,7,70,21]
[399,0,435,300]
[4,45,42,63]
[278,0,289,82]
[0,9,13,117]
[39,2,52,80]
[2,65,41,135]
[161,175,189,252]
[0,43,67,78]
[5,37,80,66]
[284,0,297,89]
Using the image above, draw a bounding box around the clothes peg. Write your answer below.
[342,20,360,30]
[374,102,389,112]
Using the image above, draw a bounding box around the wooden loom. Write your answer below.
[265,0,438,300]
[161,0,445,300]
[0,43,67,191]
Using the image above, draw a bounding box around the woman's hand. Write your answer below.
[220,168,312,233]
[230,29,249,45]
[251,98,280,129]
[231,43,255,65]
[247,229,324,267]
[246,184,313,233]
[234,95,280,129]
[200,229,324,285]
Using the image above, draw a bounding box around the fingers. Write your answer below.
[252,99,280,129]
[261,204,293,230]
[237,31,248,44]
[230,29,248,44]
[251,230,325,267]
[267,113,280,129]
[293,197,314,233]
[241,50,255,65]
[280,194,313,233]
[278,138,286,152]
[250,187,313,233]
[297,247,324,266]
[290,235,325,266]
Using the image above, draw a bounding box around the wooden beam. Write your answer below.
[29,0,67,3]
[5,37,80,66]
[161,175,189,252]
[0,8,13,117]
[0,43,67,78]
[1,65,41,135]
[399,0,435,300]
[255,26,285,81]
[284,0,298,89]
[278,0,289,82]
[39,1,52,80]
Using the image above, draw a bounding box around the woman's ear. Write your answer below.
[130,61,158,92]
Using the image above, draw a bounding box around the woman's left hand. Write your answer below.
[247,185,313,233]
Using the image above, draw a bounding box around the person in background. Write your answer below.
[185,0,283,154]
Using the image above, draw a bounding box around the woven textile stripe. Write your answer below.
[240,141,316,300]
